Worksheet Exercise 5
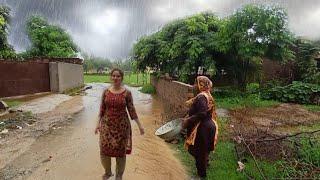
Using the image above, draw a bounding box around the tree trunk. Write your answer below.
[237,59,249,91]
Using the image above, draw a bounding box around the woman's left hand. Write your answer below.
[139,126,145,135]
[182,118,188,129]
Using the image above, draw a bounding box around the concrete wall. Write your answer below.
[49,62,84,93]
[49,62,59,92]
[151,76,194,121]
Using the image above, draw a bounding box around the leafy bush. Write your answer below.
[262,81,320,104]
[139,84,156,94]
[246,83,260,94]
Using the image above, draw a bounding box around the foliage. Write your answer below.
[83,54,135,73]
[278,136,320,179]
[24,16,78,58]
[83,55,112,73]
[216,5,294,90]
[133,5,294,88]
[0,6,16,59]
[262,81,320,104]
[133,12,222,83]
[139,84,156,94]
[293,39,320,85]
[246,83,260,94]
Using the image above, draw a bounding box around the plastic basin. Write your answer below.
[155,118,182,140]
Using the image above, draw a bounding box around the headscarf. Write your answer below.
[185,76,219,151]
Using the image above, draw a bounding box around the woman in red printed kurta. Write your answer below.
[95,68,144,180]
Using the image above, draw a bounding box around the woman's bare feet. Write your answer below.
[102,173,114,180]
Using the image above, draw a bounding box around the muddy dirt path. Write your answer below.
[1,83,187,180]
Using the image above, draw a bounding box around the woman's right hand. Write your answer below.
[95,120,101,134]
[94,126,100,134]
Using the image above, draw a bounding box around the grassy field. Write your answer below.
[303,104,320,112]
[3,100,22,108]
[215,94,280,109]
[84,73,150,87]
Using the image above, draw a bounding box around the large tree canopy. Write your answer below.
[133,12,222,82]
[133,5,295,88]
[216,5,295,89]
[0,6,16,59]
[24,16,78,58]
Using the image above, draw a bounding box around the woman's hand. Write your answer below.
[134,119,144,135]
[95,120,101,134]
[139,126,145,135]
[94,126,100,134]
[182,118,188,129]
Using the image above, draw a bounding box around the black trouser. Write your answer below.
[188,146,209,178]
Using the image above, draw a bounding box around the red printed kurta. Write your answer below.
[99,88,138,157]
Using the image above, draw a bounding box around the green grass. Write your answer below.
[215,94,280,110]
[84,74,108,83]
[174,118,280,179]
[303,104,320,112]
[63,85,85,96]
[3,100,22,108]
[84,73,150,87]
[139,84,156,94]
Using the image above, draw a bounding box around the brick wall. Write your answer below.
[0,58,83,98]
[151,76,194,121]
[0,61,50,98]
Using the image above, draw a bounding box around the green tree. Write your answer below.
[294,39,320,84]
[0,6,16,59]
[133,13,222,82]
[24,16,78,58]
[83,59,94,73]
[83,54,112,73]
[216,5,295,90]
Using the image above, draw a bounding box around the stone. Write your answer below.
[0,129,9,134]
[170,139,179,144]
[8,109,15,113]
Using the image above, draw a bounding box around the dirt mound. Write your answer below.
[230,104,320,160]
[231,103,320,134]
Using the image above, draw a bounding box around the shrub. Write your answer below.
[139,84,156,94]
[262,81,320,104]
[246,83,260,94]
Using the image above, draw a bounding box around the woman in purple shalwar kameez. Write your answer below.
[183,76,218,179]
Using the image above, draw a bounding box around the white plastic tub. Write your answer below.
[155,118,183,140]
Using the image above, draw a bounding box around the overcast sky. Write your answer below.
[1,0,320,60]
